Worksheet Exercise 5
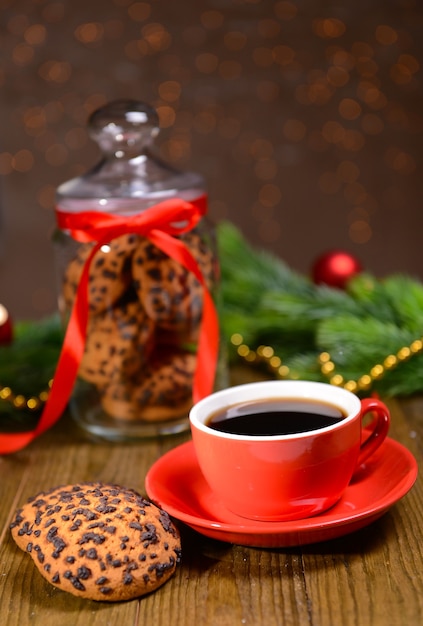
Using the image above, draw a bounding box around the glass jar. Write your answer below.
[53,100,224,440]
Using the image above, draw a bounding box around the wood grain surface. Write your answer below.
[0,389,422,626]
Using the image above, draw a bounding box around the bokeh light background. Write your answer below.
[0,0,422,320]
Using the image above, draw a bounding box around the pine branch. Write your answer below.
[316,315,413,365]
[218,221,423,397]
[219,221,310,315]
[0,315,62,397]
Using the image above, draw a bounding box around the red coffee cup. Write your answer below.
[189,380,390,521]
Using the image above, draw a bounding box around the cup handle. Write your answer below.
[356,397,391,466]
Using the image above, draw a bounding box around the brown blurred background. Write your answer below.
[0,0,422,321]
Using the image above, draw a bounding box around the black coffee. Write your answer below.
[206,398,347,436]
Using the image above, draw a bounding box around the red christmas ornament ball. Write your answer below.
[0,303,13,345]
[312,250,362,289]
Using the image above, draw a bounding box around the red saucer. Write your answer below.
[145,438,417,548]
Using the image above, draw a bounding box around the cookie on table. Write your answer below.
[63,234,139,314]
[10,482,181,602]
[78,298,155,387]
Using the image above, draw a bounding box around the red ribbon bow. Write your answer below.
[0,195,219,454]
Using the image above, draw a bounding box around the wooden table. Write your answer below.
[1,377,422,626]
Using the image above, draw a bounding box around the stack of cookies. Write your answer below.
[62,230,216,423]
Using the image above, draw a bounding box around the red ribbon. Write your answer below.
[0,195,219,454]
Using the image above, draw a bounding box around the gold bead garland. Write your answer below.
[0,380,53,412]
[230,333,423,393]
[2,334,423,412]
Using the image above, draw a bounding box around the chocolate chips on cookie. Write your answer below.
[10,482,181,601]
